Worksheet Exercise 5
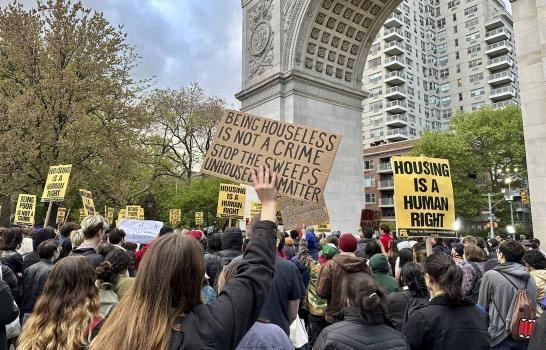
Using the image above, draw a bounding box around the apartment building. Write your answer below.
[362,0,519,148]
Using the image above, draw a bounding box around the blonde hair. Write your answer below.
[70,229,84,248]
[81,215,109,239]
[18,257,99,350]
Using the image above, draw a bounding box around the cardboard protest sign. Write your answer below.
[41,164,72,202]
[79,189,95,216]
[118,219,163,244]
[279,196,329,230]
[56,208,67,225]
[169,209,181,225]
[125,206,140,220]
[14,194,36,226]
[106,207,115,224]
[217,184,246,219]
[392,156,456,237]
[202,109,342,203]
[137,207,145,220]
[195,212,204,225]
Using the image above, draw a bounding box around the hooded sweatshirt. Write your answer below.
[306,231,319,260]
[530,269,546,317]
[369,254,399,294]
[478,262,537,346]
[218,228,243,263]
[316,253,371,323]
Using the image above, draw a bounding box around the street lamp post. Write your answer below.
[506,178,516,240]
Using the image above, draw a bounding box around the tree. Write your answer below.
[143,83,224,184]
[412,106,527,220]
[0,0,152,216]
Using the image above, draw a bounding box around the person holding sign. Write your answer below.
[91,166,279,350]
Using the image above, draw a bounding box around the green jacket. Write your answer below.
[369,253,399,294]
[299,239,327,316]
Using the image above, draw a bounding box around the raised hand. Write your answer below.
[251,166,277,223]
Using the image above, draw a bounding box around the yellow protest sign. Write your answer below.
[106,207,115,224]
[125,206,140,220]
[116,209,126,227]
[41,164,72,202]
[217,184,246,219]
[279,196,329,230]
[250,201,283,225]
[79,208,86,222]
[201,109,342,203]
[79,189,96,216]
[56,208,67,225]
[195,211,204,225]
[316,223,332,233]
[137,207,144,220]
[14,194,36,226]
[170,209,181,225]
[392,156,456,237]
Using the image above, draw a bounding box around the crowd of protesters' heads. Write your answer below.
[0,168,545,350]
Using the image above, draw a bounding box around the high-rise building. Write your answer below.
[361,0,519,148]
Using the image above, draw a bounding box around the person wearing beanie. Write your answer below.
[299,237,339,346]
[369,253,400,294]
[23,227,56,271]
[451,243,465,265]
[316,233,371,324]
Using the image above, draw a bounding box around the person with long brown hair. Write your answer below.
[91,166,279,350]
[18,256,101,350]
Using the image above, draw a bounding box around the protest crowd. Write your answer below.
[0,167,545,350]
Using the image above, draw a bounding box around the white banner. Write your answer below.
[118,219,163,244]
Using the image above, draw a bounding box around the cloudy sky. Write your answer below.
[13,0,244,106]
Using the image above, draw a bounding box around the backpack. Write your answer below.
[497,271,537,340]
[468,262,483,303]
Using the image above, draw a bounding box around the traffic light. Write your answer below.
[521,190,530,205]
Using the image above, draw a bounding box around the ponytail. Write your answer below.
[343,272,388,325]
[424,253,463,304]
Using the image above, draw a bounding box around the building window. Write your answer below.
[456,64,461,73]
[368,87,382,98]
[365,193,376,203]
[369,101,383,112]
[364,159,374,170]
[364,176,376,188]
[408,101,415,109]
[440,68,449,79]
[369,72,382,84]
[454,39,459,47]
[455,51,460,59]
[459,92,463,101]
[437,18,446,28]
[453,25,458,33]
[464,5,478,15]
[467,44,481,54]
[370,127,384,138]
[448,0,460,8]
[469,72,483,82]
[471,101,485,110]
[439,55,448,66]
[369,114,383,125]
[466,32,480,41]
[440,82,450,93]
[437,43,447,54]
[465,18,479,28]
[470,87,485,97]
[437,30,446,41]
[468,58,482,68]
[370,42,381,55]
[442,109,453,119]
[441,96,451,106]
[367,57,382,69]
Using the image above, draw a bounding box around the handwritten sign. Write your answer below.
[14,194,36,226]
[170,209,181,225]
[202,109,341,203]
[56,208,67,225]
[392,156,456,237]
[125,206,140,220]
[119,219,164,244]
[279,196,329,230]
[41,164,72,202]
[217,184,246,219]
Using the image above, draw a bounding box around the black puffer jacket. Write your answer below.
[387,289,428,330]
[167,221,276,350]
[0,250,23,279]
[402,295,490,350]
[21,259,54,313]
[313,308,409,350]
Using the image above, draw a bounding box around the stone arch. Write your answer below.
[238,0,401,232]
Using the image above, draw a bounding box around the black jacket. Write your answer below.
[167,220,276,350]
[529,311,546,350]
[1,266,20,306]
[70,246,104,268]
[402,295,490,350]
[23,251,41,271]
[204,252,222,285]
[0,279,18,350]
[21,259,54,313]
[313,308,409,350]
[387,290,428,330]
[1,250,23,279]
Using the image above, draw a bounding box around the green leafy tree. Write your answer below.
[412,106,527,221]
